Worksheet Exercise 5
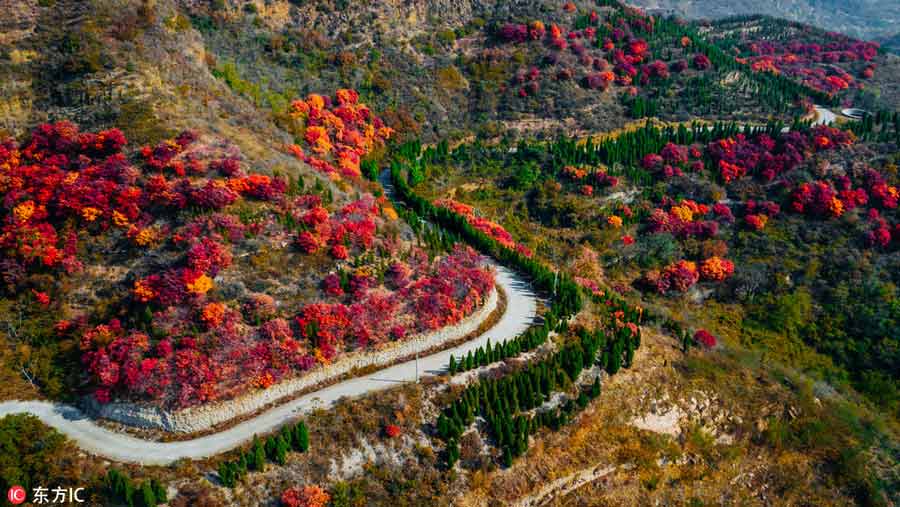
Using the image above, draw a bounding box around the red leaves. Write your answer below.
[646,200,718,239]
[292,245,493,364]
[699,256,735,282]
[200,302,227,329]
[712,203,735,223]
[385,424,402,438]
[704,128,851,185]
[660,142,688,165]
[330,244,349,260]
[287,89,392,180]
[628,39,650,60]
[322,273,344,296]
[237,174,287,201]
[739,36,877,94]
[640,60,670,83]
[866,226,892,248]
[281,486,330,507]
[493,9,698,98]
[302,206,329,226]
[187,237,233,276]
[641,153,663,170]
[293,196,381,260]
[594,171,618,187]
[500,23,530,43]
[434,199,532,256]
[31,289,50,307]
[295,303,353,361]
[190,180,239,209]
[694,329,717,348]
[643,260,699,294]
[584,72,613,90]
[693,53,711,70]
[718,160,746,183]
[296,231,320,254]
[1,121,288,318]
[790,181,844,218]
[745,214,768,231]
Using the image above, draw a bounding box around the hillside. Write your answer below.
[629,0,900,42]
[879,33,900,53]
[0,1,898,506]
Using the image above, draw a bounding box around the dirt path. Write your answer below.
[512,464,618,507]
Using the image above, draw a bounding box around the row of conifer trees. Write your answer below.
[217,420,309,488]
[448,313,564,375]
[438,314,642,467]
[106,469,167,507]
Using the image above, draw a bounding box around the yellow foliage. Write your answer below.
[186,274,214,295]
[81,207,102,222]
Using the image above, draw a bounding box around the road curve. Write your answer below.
[0,265,538,465]
[813,105,837,126]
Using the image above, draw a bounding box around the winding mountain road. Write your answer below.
[0,266,538,465]
[0,107,836,465]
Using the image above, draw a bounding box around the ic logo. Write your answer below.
[7,485,26,505]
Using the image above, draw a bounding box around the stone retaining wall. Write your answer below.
[91,287,498,433]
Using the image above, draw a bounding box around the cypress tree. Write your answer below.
[295,421,310,452]
[607,340,622,375]
[138,482,156,507]
[265,435,277,462]
[577,391,589,409]
[124,479,134,507]
[106,469,122,498]
[446,439,460,468]
[151,479,166,503]
[625,340,635,368]
[218,462,235,488]
[236,454,248,477]
[249,438,266,471]
[274,435,289,465]
[590,376,601,398]
[448,354,457,374]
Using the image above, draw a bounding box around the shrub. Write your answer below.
[281,486,330,507]
[693,329,717,348]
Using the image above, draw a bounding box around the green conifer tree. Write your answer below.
[138,482,156,507]
[295,421,310,452]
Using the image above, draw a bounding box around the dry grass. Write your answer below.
[454,328,862,507]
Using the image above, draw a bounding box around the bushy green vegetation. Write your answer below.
[0,414,69,493]
[439,322,638,468]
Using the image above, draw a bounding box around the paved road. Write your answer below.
[814,105,837,126]
[0,266,538,465]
